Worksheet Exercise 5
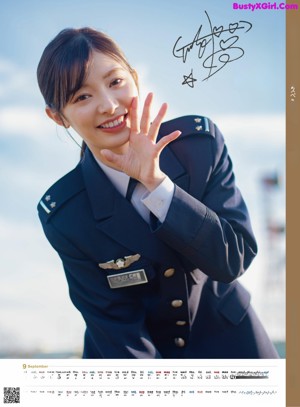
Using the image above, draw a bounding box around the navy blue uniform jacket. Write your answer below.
[38,115,278,358]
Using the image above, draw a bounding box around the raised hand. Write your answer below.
[100,93,181,191]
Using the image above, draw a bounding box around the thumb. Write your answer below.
[100,149,123,169]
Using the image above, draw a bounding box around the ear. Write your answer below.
[45,106,70,128]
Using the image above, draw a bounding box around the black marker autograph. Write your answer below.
[172,11,252,83]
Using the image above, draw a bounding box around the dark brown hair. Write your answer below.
[37,27,138,158]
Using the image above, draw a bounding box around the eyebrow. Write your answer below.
[103,67,125,80]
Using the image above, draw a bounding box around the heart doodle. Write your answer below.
[219,36,238,50]
[213,26,224,37]
[229,23,239,34]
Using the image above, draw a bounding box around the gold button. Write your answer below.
[176,320,187,326]
[171,299,183,308]
[164,268,175,278]
[174,337,185,347]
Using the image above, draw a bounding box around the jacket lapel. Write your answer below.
[80,145,189,263]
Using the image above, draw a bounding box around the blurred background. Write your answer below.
[0,0,285,358]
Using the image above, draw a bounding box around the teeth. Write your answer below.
[100,116,124,129]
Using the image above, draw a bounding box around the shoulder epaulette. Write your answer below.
[37,164,84,222]
[158,115,215,140]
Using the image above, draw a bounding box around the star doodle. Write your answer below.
[182,69,197,88]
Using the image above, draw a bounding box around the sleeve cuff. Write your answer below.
[141,177,175,223]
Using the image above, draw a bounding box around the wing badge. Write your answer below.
[99,254,141,270]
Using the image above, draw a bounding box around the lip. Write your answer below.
[97,113,128,132]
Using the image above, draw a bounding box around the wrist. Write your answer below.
[142,172,166,192]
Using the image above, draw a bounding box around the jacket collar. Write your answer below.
[80,143,188,222]
[80,142,188,263]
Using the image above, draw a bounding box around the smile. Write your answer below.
[98,114,127,129]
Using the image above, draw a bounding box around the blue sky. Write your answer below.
[0,0,285,354]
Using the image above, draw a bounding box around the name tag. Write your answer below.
[107,269,148,289]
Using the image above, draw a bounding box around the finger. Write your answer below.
[129,96,140,134]
[155,130,181,153]
[100,149,123,171]
[148,102,168,142]
[140,92,153,134]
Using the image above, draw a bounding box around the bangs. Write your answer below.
[54,40,92,110]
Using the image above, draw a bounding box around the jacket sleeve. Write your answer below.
[41,220,162,359]
[152,124,258,284]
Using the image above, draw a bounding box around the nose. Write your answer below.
[96,91,118,115]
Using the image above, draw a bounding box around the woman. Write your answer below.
[37,27,278,358]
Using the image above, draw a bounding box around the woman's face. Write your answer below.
[57,51,138,158]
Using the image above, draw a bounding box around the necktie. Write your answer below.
[126,177,138,201]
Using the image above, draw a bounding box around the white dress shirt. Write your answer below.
[96,158,174,223]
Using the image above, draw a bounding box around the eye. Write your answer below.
[110,78,123,87]
[74,94,90,103]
